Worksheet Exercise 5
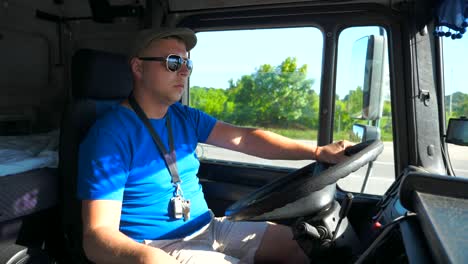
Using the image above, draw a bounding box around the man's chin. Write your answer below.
[169,94,183,104]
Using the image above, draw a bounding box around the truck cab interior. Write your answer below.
[0,0,467,263]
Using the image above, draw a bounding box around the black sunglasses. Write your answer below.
[138,54,193,73]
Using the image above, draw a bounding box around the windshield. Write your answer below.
[443,37,468,178]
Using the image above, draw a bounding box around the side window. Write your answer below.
[443,37,468,178]
[334,26,395,195]
[189,28,323,168]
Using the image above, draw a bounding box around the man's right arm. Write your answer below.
[82,200,179,264]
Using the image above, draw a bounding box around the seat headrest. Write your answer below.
[72,49,133,99]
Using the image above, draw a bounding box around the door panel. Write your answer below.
[198,161,292,216]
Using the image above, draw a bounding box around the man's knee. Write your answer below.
[254,223,309,264]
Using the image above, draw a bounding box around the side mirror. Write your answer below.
[351,124,380,143]
[351,34,387,120]
[446,117,468,146]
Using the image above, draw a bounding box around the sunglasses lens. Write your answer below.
[166,55,182,72]
[166,55,193,73]
[186,60,193,72]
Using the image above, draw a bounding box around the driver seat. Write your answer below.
[58,49,132,263]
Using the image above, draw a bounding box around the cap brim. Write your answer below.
[130,28,197,58]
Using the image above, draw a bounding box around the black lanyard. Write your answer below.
[128,93,181,184]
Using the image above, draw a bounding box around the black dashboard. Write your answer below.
[358,171,468,263]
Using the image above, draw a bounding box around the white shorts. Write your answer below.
[144,212,269,264]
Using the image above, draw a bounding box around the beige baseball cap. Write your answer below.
[129,27,197,58]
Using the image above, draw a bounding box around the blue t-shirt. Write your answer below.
[77,102,217,242]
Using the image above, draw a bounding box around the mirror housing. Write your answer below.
[362,35,386,120]
[351,34,387,120]
[351,124,380,143]
[446,117,468,146]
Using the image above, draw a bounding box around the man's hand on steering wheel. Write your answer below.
[315,140,354,164]
[226,140,383,220]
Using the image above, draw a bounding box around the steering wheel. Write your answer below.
[225,140,384,221]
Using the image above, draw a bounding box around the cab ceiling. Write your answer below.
[166,0,395,12]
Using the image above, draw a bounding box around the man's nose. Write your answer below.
[178,63,190,76]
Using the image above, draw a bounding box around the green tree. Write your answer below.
[381,100,392,134]
[334,99,347,133]
[382,100,391,116]
[446,92,468,118]
[445,92,468,126]
[343,86,363,117]
[190,86,232,120]
[228,57,314,127]
[335,87,364,135]
[299,89,320,129]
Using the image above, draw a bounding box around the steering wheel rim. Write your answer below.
[225,140,384,221]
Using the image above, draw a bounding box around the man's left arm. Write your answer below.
[205,121,353,164]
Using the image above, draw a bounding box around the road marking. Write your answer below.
[373,161,394,165]
[346,175,395,181]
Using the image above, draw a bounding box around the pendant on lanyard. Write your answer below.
[128,93,191,221]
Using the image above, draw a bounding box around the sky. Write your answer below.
[443,37,468,95]
[189,27,467,97]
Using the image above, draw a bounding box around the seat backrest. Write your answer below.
[58,49,132,263]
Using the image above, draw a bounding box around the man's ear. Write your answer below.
[130,57,143,79]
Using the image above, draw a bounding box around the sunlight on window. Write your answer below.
[190,27,323,168]
[443,37,468,178]
[335,26,394,195]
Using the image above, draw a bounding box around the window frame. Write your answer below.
[178,5,405,180]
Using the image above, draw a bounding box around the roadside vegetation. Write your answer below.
[190,57,467,142]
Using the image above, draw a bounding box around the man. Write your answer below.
[78,27,352,264]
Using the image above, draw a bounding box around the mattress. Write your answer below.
[0,167,58,222]
[0,130,59,177]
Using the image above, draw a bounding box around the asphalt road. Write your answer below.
[197,141,468,195]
